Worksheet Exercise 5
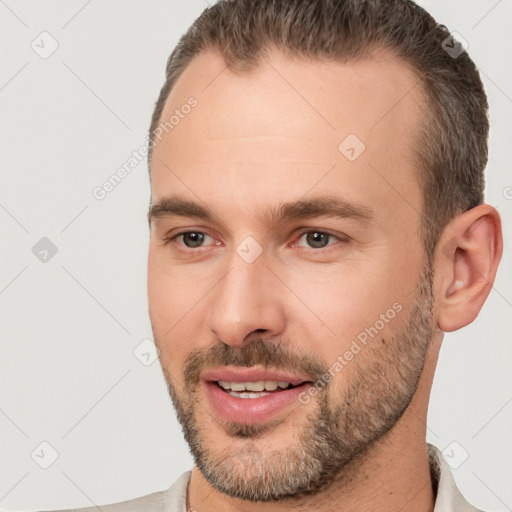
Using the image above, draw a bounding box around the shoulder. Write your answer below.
[42,491,165,512]
[428,444,486,512]
[40,470,192,512]
[41,490,165,512]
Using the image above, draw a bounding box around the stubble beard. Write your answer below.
[159,264,435,502]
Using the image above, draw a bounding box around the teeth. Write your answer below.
[217,380,293,391]
[264,381,278,391]
[246,381,265,391]
[227,391,271,399]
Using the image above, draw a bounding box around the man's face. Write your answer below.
[147,49,435,500]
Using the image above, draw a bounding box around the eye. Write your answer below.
[171,231,215,248]
[295,230,344,249]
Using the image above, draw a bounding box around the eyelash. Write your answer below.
[293,229,348,249]
[165,229,347,251]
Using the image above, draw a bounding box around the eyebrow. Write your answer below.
[147,195,374,227]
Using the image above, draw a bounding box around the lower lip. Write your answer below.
[203,381,310,425]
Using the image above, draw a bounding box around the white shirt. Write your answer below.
[48,444,483,511]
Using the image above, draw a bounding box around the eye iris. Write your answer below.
[306,232,329,248]
[183,232,205,247]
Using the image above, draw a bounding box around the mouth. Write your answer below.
[201,367,313,425]
[216,379,300,398]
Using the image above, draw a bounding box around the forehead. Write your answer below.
[150,48,424,227]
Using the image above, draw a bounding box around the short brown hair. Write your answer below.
[148,0,488,259]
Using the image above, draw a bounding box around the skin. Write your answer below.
[147,48,502,512]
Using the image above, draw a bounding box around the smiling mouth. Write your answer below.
[200,367,314,424]
[215,380,302,398]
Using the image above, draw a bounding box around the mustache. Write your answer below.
[182,339,329,388]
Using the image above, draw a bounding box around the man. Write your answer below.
[51,0,503,510]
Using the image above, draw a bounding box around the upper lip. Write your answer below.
[201,366,312,386]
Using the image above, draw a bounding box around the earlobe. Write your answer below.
[435,204,503,333]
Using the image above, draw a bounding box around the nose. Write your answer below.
[207,248,287,347]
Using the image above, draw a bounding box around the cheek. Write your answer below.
[284,262,409,359]
[148,244,201,319]
[147,249,199,362]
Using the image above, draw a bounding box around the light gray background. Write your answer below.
[0,0,511,510]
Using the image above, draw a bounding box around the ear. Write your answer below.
[434,204,503,332]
